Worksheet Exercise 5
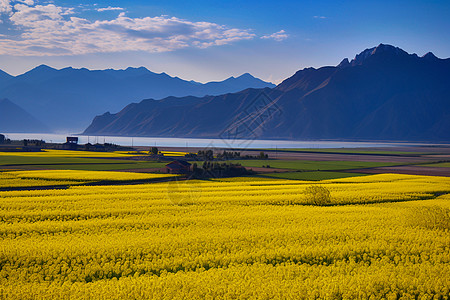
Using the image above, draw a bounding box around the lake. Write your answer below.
[1,133,444,149]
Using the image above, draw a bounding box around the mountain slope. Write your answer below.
[0,69,13,88]
[0,99,49,133]
[266,44,450,141]
[0,66,274,131]
[84,44,450,142]
[0,69,12,81]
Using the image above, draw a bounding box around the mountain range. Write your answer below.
[84,44,450,142]
[0,66,274,131]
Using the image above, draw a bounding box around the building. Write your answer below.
[165,160,191,174]
[66,137,78,144]
[63,136,79,150]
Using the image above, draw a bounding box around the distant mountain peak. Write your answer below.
[422,52,438,61]
[222,73,253,81]
[237,72,253,79]
[126,66,147,70]
[125,66,151,73]
[61,66,89,72]
[372,43,406,55]
[19,64,59,78]
[350,43,409,65]
[33,64,56,71]
[216,73,274,87]
[337,58,350,68]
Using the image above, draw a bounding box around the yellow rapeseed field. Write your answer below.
[0,173,449,299]
[0,171,83,188]
[159,151,189,157]
[0,149,142,158]
[0,170,177,188]
[8,170,177,182]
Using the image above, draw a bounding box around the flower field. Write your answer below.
[160,151,189,157]
[0,173,449,299]
[0,172,83,188]
[0,150,143,158]
[8,170,177,182]
[0,170,177,188]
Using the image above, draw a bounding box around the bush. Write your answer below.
[304,185,331,205]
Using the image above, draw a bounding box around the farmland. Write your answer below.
[0,148,449,299]
[0,150,166,171]
[0,170,449,298]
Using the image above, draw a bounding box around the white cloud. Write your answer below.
[61,7,74,15]
[0,2,256,56]
[17,0,33,5]
[260,30,288,42]
[313,16,326,19]
[0,0,12,15]
[0,0,34,15]
[97,6,124,12]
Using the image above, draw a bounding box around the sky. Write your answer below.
[0,0,449,84]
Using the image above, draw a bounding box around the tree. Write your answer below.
[205,149,214,160]
[150,147,158,155]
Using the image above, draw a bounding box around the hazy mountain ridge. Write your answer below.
[0,65,275,131]
[0,98,49,133]
[84,44,450,142]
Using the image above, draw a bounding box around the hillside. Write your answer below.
[84,44,450,142]
[0,99,49,133]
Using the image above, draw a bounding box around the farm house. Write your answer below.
[165,160,191,174]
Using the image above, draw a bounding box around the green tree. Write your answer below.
[150,147,158,155]
[205,150,214,160]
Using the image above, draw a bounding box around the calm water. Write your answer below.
[0,133,442,148]
[1,133,443,149]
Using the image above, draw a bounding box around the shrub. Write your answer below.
[304,185,332,205]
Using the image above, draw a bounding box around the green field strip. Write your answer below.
[259,171,368,181]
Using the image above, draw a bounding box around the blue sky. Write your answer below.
[0,0,449,83]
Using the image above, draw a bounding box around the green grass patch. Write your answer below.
[261,171,368,181]
[421,162,450,168]
[261,148,425,155]
[228,159,399,171]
